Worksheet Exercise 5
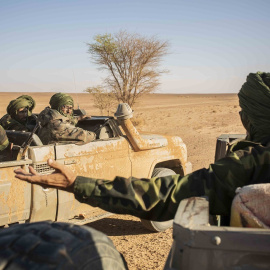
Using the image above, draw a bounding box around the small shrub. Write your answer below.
[84,86,117,115]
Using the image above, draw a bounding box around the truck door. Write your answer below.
[54,137,131,222]
[0,160,32,226]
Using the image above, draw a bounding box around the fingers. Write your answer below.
[47,159,66,172]
[14,166,39,183]
[15,173,36,182]
[29,165,38,175]
[14,168,28,175]
[15,173,48,185]
[14,166,37,176]
[15,174,31,181]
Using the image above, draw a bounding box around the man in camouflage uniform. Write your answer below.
[15,72,270,220]
[0,95,37,131]
[37,93,96,144]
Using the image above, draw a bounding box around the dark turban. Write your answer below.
[238,72,270,142]
[7,95,36,119]
[49,93,74,115]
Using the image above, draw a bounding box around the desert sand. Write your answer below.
[0,93,245,270]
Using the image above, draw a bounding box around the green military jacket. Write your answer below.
[0,114,37,131]
[0,125,10,161]
[73,137,270,221]
[0,125,9,151]
[37,107,96,145]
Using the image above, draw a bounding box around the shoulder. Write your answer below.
[0,114,11,126]
[228,139,259,153]
[39,107,57,117]
[228,139,269,160]
[0,115,26,130]
[38,107,64,123]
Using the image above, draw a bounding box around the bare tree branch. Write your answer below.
[86,31,169,107]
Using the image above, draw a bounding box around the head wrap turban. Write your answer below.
[238,72,270,142]
[49,93,74,117]
[7,95,36,119]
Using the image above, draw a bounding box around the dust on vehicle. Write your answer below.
[0,103,192,232]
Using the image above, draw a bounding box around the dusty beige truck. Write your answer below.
[0,104,192,232]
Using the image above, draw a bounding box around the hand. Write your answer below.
[14,159,76,191]
[78,115,89,121]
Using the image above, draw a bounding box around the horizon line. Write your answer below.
[0,91,238,95]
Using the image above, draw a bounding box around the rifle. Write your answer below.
[17,121,40,160]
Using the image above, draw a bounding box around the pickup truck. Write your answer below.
[0,103,192,232]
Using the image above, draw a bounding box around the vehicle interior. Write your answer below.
[4,116,122,152]
[76,116,122,140]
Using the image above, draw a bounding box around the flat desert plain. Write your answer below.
[0,93,245,270]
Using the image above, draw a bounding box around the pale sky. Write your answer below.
[1,0,270,93]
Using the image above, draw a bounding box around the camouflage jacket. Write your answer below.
[0,114,37,131]
[73,137,270,221]
[37,107,96,145]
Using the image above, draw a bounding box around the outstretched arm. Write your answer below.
[14,148,265,221]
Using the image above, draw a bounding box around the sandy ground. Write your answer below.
[0,93,245,269]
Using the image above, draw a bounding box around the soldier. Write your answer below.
[37,93,96,145]
[0,95,37,131]
[14,72,270,221]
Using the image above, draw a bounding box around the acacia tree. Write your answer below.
[87,31,169,107]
